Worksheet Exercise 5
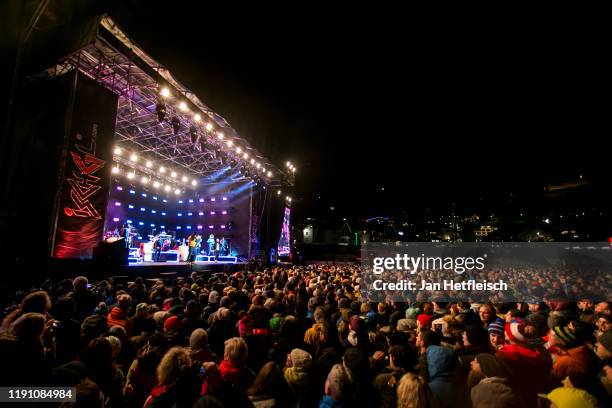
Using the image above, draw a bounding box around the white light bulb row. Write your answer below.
[112,165,186,195]
[114,147,198,187]
[286,161,297,173]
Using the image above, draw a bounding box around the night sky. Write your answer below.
[9,1,611,220]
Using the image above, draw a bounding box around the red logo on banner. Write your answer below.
[63,152,106,219]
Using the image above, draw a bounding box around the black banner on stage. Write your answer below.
[51,72,118,258]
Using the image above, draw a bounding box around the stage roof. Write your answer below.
[40,15,286,188]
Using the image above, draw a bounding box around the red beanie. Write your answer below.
[164,315,180,332]
[417,314,433,328]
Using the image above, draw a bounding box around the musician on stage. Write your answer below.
[220,237,229,256]
[214,238,220,261]
[207,234,215,256]
[153,236,162,262]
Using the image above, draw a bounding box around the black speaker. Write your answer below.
[92,239,128,266]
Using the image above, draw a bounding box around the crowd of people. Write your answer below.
[0,263,610,408]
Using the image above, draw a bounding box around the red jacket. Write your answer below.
[107,307,133,336]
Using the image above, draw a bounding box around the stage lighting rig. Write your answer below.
[171,117,181,134]
[189,126,198,144]
[156,101,166,122]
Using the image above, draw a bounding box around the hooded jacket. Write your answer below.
[426,345,458,408]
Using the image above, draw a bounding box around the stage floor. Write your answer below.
[128,261,247,267]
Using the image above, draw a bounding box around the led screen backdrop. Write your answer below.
[278,207,291,256]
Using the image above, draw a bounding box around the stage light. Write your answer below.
[286,196,291,201]
[115,202,121,206]
[186,226,191,230]
[171,117,181,134]
[256,163,261,169]
[226,140,233,148]
[222,197,227,201]
[191,180,197,186]
[128,205,134,209]
[236,147,242,154]
[160,87,171,98]
[178,101,188,112]
[164,185,171,192]
[112,166,120,174]
[146,160,153,168]
[199,198,204,203]
[194,113,201,122]
[209,225,214,229]
[116,186,122,191]
[189,126,198,143]
[197,225,203,230]
[161,212,166,215]
[127,172,135,179]
[153,196,158,200]
[141,193,147,197]
[126,220,132,224]
[171,171,177,178]
[222,210,227,214]
[140,207,145,212]
[151,210,156,214]
[243,153,248,159]
[129,190,135,194]
[217,132,224,139]
[114,147,122,155]
[178,213,183,217]
[178,200,183,204]
[286,161,291,167]
[156,102,166,122]
[141,177,148,184]
[182,175,188,182]
[130,153,138,162]
[139,222,144,226]
[250,158,255,165]
[150,224,155,227]
[206,123,213,131]
[159,166,166,173]
[189,199,193,203]
[198,212,204,216]
[174,188,181,195]
[211,197,216,202]
[153,181,160,188]
[221,225,226,229]
[113,217,119,222]
[277,190,281,195]
[210,211,216,215]
[292,168,296,172]
[187,212,193,216]
[267,171,272,177]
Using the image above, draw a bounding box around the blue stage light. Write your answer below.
[139,222,144,225]
[128,205,134,209]
[177,226,182,230]
[140,207,145,211]
[151,210,156,214]
[129,190,135,194]
[142,193,147,197]
[163,199,167,203]
[126,220,132,223]
[186,226,192,229]
[153,196,158,200]
[179,200,183,204]
[178,213,182,217]
[188,212,192,216]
